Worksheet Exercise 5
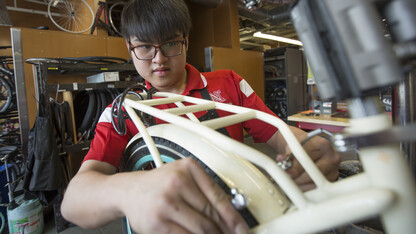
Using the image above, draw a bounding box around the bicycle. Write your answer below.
[47,0,95,34]
[90,1,125,37]
[111,0,416,233]
[0,49,17,114]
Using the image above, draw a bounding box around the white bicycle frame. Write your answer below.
[121,91,416,234]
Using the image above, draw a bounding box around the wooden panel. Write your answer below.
[0,26,11,56]
[187,0,240,71]
[209,46,264,100]
[5,0,58,31]
[106,36,130,59]
[187,0,215,71]
[212,0,239,49]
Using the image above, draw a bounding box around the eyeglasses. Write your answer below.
[130,39,186,60]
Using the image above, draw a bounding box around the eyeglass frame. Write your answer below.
[128,39,187,60]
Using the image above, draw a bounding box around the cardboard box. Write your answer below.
[87,72,119,83]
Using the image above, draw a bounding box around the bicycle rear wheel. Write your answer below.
[48,0,94,33]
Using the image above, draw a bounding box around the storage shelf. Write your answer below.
[62,141,91,154]
[263,47,308,123]
[43,62,137,74]
[46,81,139,92]
[264,55,285,62]
[265,77,286,81]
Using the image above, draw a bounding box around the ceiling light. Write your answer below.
[253,32,303,46]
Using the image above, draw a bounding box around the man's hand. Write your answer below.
[276,134,341,191]
[61,158,249,234]
[123,158,249,234]
[268,126,342,191]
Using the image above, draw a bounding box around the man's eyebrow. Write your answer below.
[131,38,147,43]
[164,34,182,41]
[131,34,182,45]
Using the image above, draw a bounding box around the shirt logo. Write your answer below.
[210,90,227,103]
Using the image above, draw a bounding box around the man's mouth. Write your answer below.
[153,67,170,75]
[153,67,169,72]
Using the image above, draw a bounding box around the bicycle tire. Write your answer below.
[0,76,13,114]
[77,90,97,135]
[62,56,129,64]
[25,57,77,65]
[120,136,259,233]
[48,0,95,33]
[109,2,124,37]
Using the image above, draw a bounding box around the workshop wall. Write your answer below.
[2,0,264,124]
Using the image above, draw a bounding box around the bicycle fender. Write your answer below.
[125,123,292,225]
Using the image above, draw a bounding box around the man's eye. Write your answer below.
[138,45,153,50]
[164,42,178,47]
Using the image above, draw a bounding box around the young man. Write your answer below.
[61,0,341,233]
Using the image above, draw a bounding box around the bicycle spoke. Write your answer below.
[48,0,94,33]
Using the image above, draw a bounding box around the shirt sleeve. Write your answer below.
[231,71,278,143]
[83,109,133,168]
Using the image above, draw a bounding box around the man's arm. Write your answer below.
[61,158,249,234]
[266,125,341,191]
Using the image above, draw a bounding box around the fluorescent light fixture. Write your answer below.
[253,32,303,46]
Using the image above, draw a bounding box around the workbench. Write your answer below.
[288,111,350,133]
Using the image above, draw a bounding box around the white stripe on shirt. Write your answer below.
[98,107,112,123]
[200,74,207,87]
[239,79,254,97]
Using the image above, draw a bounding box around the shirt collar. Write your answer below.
[145,64,207,95]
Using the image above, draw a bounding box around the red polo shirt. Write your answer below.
[84,64,278,168]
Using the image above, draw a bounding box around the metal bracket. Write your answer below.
[333,123,416,152]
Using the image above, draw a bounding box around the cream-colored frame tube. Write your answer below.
[121,92,416,233]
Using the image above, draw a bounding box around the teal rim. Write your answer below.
[132,155,176,170]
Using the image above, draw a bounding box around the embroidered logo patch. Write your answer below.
[210,90,227,103]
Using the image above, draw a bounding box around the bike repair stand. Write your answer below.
[292,0,416,232]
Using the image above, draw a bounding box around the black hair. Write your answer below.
[121,0,192,43]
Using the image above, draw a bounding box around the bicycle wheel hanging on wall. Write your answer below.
[109,1,125,37]
[48,0,95,33]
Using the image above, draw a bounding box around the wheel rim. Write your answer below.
[109,2,124,36]
[132,154,176,170]
[48,0,94,33]
[0,78,12,113]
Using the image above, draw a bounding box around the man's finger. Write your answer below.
[165,199,222,234]
[186,159,249,234]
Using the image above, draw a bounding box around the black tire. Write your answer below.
[109,2,124,37]
[119,137,259,234]
[75,90,97,136]
[0,76,13,113]
[88,90,108,139]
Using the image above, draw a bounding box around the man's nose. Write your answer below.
[152,47,168,62]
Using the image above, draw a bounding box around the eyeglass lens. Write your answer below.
[133,41,183,59]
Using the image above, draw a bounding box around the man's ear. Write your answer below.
[185,35,189,51]
[125,40,133,57]
[125,40,130,51]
